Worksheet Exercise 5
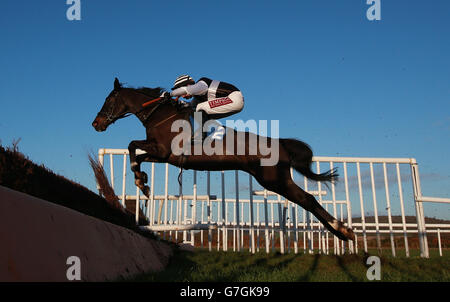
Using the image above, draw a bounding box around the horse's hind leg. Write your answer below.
[254,169,354,241]
[285,180,354,241]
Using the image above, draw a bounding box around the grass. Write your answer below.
[131,248,450,282]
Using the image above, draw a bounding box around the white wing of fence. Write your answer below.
[97,148,450,258]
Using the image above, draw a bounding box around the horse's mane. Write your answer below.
[117,82,189,113]
[135,87,165,98]
[121,83,190,114]
[118,80,165,98]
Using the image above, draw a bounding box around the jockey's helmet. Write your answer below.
[172,75,195,90]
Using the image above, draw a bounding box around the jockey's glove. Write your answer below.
[160,91,171,101]
[178,100,190,108]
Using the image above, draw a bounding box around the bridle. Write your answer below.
[97,92,131,125]
[98,89,188,128]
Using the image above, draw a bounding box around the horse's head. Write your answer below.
[92,78,130,132]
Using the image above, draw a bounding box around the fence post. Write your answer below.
[207,171,212,251]
[343,162,354,254]
[234,171,240,252]
[149,163,155,227]
[192,171,198,247]
[410,161,429,258]
[263,189,270,253]
[135,186,140,225]
[248,174,255,254]
[383,163,396,257]
[97,149,105,195]
[396,163,409,257]
[437,228,442,257]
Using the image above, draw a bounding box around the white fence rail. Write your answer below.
[97,148,450,258]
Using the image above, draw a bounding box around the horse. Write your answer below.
[92,78,355,241]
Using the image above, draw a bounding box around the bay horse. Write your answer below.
[92,78,354,241]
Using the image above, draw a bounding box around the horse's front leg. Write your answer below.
[128,140,168,197]
[128,140,152,196]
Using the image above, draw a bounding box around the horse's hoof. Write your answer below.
[338,225,355,241]
[329,220,355,241]
[345,227,355,241]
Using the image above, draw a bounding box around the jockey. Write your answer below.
[164,75,244,140]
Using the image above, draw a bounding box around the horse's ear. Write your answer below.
[114,77,121,90]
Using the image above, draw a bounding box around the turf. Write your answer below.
[132,248,449,282]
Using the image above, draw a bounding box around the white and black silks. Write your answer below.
[170,77,244,119]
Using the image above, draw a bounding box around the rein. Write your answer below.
[152,112,180,128]
[142,96,180,108]
[134,95,187,128]
[142,97,162,107]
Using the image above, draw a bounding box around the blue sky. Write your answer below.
[0,1,449,219]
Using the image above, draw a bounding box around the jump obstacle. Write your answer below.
[97,148,450,258]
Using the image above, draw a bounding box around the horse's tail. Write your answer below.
[280,138,338,183]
